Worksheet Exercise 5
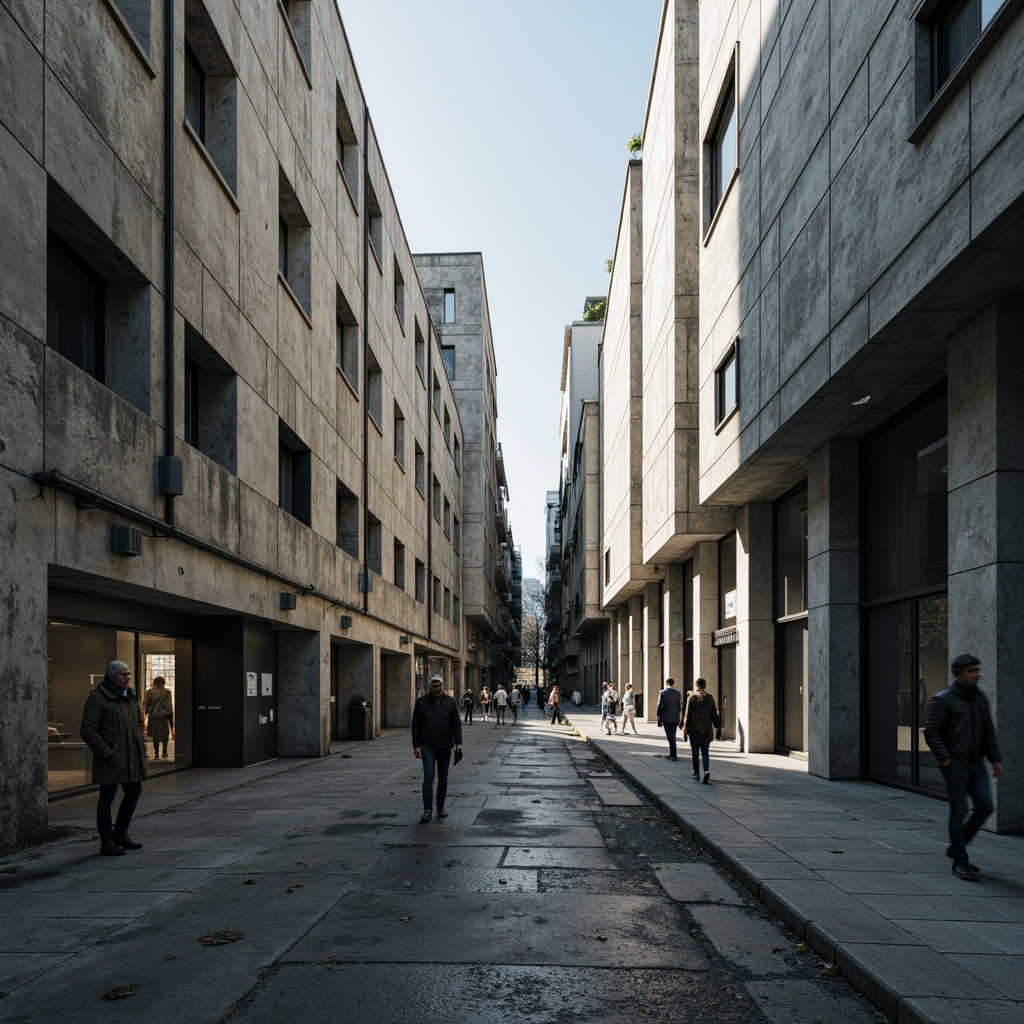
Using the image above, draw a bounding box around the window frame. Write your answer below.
[46,231,106,383]
[703,49,740,239]
[714,343,739,430]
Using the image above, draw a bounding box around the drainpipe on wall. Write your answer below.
[361,106,371,613]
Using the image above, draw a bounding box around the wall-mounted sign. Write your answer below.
[712,627,739,648]
[261,673,273,697]
[724,589,736,619]
[246,672,257,697]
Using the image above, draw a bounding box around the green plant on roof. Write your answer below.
[627,133,642,154]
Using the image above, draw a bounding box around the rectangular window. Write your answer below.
[183,0,238,192]
[443,407,452,448]
[443,587,450,619]
[279,166,312,316]
[432,373,441,418]
[441,345,456,380]
[453,516,461,554]
[453,594,460,624]
[443,496,451,538]
[183,325,238,473]
[708,71,737,222]
[184,43,205,139]
[336,480,358,557]
[280,0,311,76]
[433,576,441,612]
[934,0,1003,92]
[336,87,359,202]
[367,183,383,266]
[432,476,441,520]
[454,437,461,474]
[47,234,104,381]
[715,345,738,426]
[278,421,311,525]
[336,287,358,390]
[443,288,455,324]
[367,348,383,428]
[415,559,426,603]
[393,257,405,325]
[393,539,405,590]
[109,0,151,53]
[414,320,426,382]
[414,442,425,495]
[393,401,405,468]
[366,514,382,575]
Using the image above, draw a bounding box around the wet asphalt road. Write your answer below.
[223,717,883,1024]
[1,713,886,1023]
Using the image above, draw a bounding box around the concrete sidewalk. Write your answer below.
[565,704,1024,1024]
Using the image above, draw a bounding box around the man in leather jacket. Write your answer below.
[411,675,462,822]
[924,654,1003,880]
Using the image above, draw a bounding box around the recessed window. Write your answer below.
[109,0,151,53]
[443,496,451,538]
[336,87,359,203]
[336,480,358,557]
[443,407,452,448]
[708,73,737,220]
[441,345,456,380]
[933,0,1003,93]
[715,345,739,427]
[394,401,405,468]
[414,320,426,382]
[433,575,441,612]
[367,183,383,266]
[415,442,425,495]
[443,587,451,619]
[432,476,441,521]
[279,421,311,525]
[432,373,441,418]
[366,514,382,575]
[393,539,405,590]
[184,325,237,473]
[367,348,383,428]
[280,0,311,77]
[336,287,358,390]
[393,257,405,325]
[454,437,461,474]
[47,184,152,414]
[443,288,455,324]
[279,167,311,316]
[415,559,426,603]
[183,0,238,193]
[453,594,460,624]
[453,516,461,555]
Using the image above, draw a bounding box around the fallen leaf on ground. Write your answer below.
[243,879,257,885]
[102,984,138,1000]
[286,884,304,893]
[795,942,808,953]
[823,964,839,977]
[399,916,411,923]
[199,931,245,946]
[594,934,608,942]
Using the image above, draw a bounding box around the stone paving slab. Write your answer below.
[652,862,746,905]
[569,704,1024,1024]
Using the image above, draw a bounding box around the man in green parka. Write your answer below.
[80,660,148,856]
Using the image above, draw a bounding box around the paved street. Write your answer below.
[0,709,881,1024]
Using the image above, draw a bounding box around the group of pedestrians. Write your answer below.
[76,654,1005,881]
[460,682,536,726]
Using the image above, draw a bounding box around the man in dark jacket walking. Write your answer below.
[80,660,148,856]
[412,675,462,822]
[924,654,1003,880]
[656,678,683,761]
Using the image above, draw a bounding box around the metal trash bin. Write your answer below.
[347,698,372,740]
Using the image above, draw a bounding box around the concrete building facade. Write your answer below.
[414,253,520,694]
[596,0,1024,829]
[0,0,475,851]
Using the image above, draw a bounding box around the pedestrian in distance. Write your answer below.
[548,684,564,725]
[509,684,521,724]
[620,682,639,735]
[601,684,618,735]
[537,685,546,711]
[493,683,508,725]
[924,654,1003,880]
[655,678,683,761]
[143,674,174,759]
[521,683,531,712]
[411,675,463,822]
[683,677,721,783]
[462,686,475,724]
[79,660,148,856]
[480,686,491,722]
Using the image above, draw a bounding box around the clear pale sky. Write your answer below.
[337,0,664,574]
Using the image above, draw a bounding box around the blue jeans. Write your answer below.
[421,747,452,812]
[663,723,678,759]
[689,733,711,775]
[941,759,994,861]
[97,781,143,843]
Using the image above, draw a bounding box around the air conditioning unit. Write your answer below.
[110,525,142,556]
[468,633,477,652]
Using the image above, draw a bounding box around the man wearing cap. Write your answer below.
[79,660,148,856]
[411,675,463,822]
[924,654,1003,880]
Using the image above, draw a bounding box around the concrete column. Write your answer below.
[807,441,860,779]
[663,562,686,685]
[643,582,663,715]
[948,302,1024,832]
[692,541,718,692]
[0,468,49,851]
[738,504,774,753]
[629,594,645,717]
[278,630,329,756]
